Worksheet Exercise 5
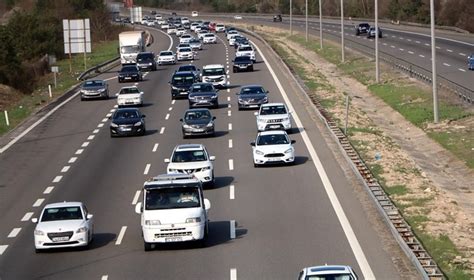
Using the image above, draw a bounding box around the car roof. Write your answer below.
[144,174,201,188]
[138,52,154,55]
[304,265,353,276]
[120,86,138,90]
[84,79,104,83]
[43,201,83,208]
[203,64,224,69]
[241,84,264,89]
[185,108,212,113]
[258,130,287,136]
[175,144,205,151]
[261,102,285,107]
[178,64,197,69]
[160,51,174,54]
[174,71,195,76]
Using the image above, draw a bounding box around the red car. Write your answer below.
[209,22,216,32]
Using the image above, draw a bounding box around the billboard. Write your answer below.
[63,19,91,54]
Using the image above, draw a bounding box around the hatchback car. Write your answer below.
[180,109,216,138]
[251,130,295,167]
[367,26,382,38]
[355,23,370,35]
[215,23,225,32]
[233,55,254,73]
[170,71,197,99]
[298,265,358,280]
[117,86,143,107]
[118,65,143,83]
[136,52,157,71]
[165,144,215,186]
[255,103,292,132]
[32,201,93,252]
[80,79,109,100]
[157,51,176,65]
[237,85,268,110]
[189,38,203,51]
[180,34,193,44]
[109,108,146,137]
[188,82,219,108]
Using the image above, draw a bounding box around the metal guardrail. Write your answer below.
[238,27,445,279]
[77,56,120,81]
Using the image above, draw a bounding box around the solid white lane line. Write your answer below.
[33,198,45,207]
[229,159,234,170]
[21,212,34,222]
[230,220,236,239]
[115,226,127,245]
[0,245,7,255]
[160,127,165,134]
[69,157,77,163]
[101,276,109,280]
[459,68,466,72]
[229,139,233,148]
[132,190,141,205]
[98,123,104,128]
[228,110,231,116]
[443,63,451,67]
[93,129,100,134]
[168,107,173,111]
[101,118,108,123]
[230,185,235,200]
[81,142,89,148]
[447,49,453,52]
[228,123,232,131]
[253,41,375,279]
[87,135,95,140]
[165,113,170,120]
[44,186,54,194]
[8,228,21,238]
[61,166,70,173]
[152,143,159,152]
[144,164,151,175]
[419,54,425,58]
[53,176,62,183]
[230,268,237,280]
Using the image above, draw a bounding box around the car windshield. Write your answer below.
[114,110,140,119]
[190,39,200,44]
[182,35,191,38]
[173,75,195,84]
[121,46,140,54]
[160,52,173,56]
[179,48,192,52]
[121,66,137,72]
[203,68,224,76]
[185,110,211,121]
[137,54,153,61]
[179,66,196,72]
[191,84,214,92]
[239,46,252,51]
[235,56,251,62]
[260,105,287,115]
[83,80,103,87]
[41,206,83,221]
[305,274,353,280]
[145,187,200,210]
[120,87,140,94]
[172,150,207,162]
[257,134,289,145]
[241,87,265,95]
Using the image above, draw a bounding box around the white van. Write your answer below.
[135,174,211,251]
[201,64,227,88]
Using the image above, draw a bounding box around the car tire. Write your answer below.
[144,242,152,251]
[233,68,236,73]
[249,66,254,71]
[213,103,219,109]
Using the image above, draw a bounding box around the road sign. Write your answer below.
[63,19,91,54]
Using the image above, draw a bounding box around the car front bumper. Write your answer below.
[189,98,218,108]
[110,125,145,136]
[34,231,89,249]
[182,126,215,136]
[81,91,108,99]
[142,222,205,243]
[253,151,295,165]
[257,120,292,131]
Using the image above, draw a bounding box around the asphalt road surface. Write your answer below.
[0,24,416,279]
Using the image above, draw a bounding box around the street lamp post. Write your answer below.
[430,0,439,123]
[306,0,309,41]
[341,0,345,62]
[375,0,380,82]
[290,0,293,35]
[319,0,323,49]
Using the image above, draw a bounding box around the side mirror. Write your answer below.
[212,116,216,120]
[86,214,93,220]
[250,142,255,146]
[209,156,216,161]
[291,140,296,144]
[135,202,143,214]
[204,198,211,211]
[142,114,146,118]
[179,118,183,122]
[164,158,170,163]
[31,218,38,223]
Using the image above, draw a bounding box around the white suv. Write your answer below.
[201,64,227,88]
[255,103,292,132]
[251,130,295,167]
[236,44,256,62]
[298,265,358,279]
[165,144,215,185]
[135,174,211,251]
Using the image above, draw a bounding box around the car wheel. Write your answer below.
[249,66,254,71]
[233,68,236,73]
[144,242,152,251]
[213,103,219,109]
[80,96,85,101]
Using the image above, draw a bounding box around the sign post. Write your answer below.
[51,66,59,88]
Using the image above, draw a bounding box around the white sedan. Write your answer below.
[250,130,295,167]
[202,33,217,44]
[32,201,94,252]
[117,86,144,107]
[157,50,176,65]
[177,47,195,61]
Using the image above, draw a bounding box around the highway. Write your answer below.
[0,24,418,279]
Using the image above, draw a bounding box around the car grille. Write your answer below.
[243,98,263,104]
[265,153,285,158]
[174,168,206,174]
[266,119,283,123]
[205,76,223,82]
[47,231,74,240]
[155,231,192,238]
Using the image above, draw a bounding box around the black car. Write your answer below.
[80,79,109,100]
[188,83,219,109]
[273,14,282,22]
[110,108,146,137]
[177,64,201,80]
[355,23,370,35]
[180,108,216,138]
[118,65,143,83]
[136,52,157,71]
[233,56,254,73]
[170,71,197,99]
[236,85,269,110]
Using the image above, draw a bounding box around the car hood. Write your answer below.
[255,144,292,153]
[172,83,193,89]
[189,92,217,97]
[36,219,87,232]
[81,86,105,91]
[184,118,212,126]
[118,93,141,99]
[168,161,211,169]
[119,71,138,75]
[143,207,203,224]
[257,114,289,120]
[234,59,252,64]
[112,117,142,125]
[239,94,266,100]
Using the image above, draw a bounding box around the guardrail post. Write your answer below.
[4,110,9,126]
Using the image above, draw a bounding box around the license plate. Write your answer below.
[52,236,69,242]
[249,105,259,108]
[198,100,208,103]
[120,127,132,131]
[180,92,188,95]
[193,129,204,132]
[124,77,131,80]
[165,237,182,242]
[267,158,281,162]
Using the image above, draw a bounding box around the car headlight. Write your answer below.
[34,230,44,236]
[145,220,161,225]
[210,95,217,99]
[168,168,178,172]
[206,122,214,127]
[255,150,264,155]
[284,148,293,154]
[110,123,118,128]
[283,117,290,122]
[262,97,268,103]
[201,166,211,171]
[186,217,201,223]
[238,99,244,104]
[76,227,87,233]
[172,86,179,90]
[148,62,153,66]
[97,88,106,92]
[134,121,142,126]
[183,124,191,128]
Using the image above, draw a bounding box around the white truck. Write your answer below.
[119,31,146,64]
[135,174,211,251]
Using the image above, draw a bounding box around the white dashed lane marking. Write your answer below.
[228,110,231,117]
[416,41,421,44]
[87,135,95,140]
[227,96,231,102]
[165,113,170,120]
[8,228,21,238]
[106,113,112,117]
[81,142,89,148]
[229,185,235,200]
[132,190,141,205]
[152,143,159,152]
[425,43,430,46]
[33,198,45,207]
[230,220,236,239]
[0,245,8,255]
[229,159,234,170]
[168,107,173,111]
[53,176,62,183]
[97,123,104,128]
[101,118,108,122]
[115,226,127,245]
[447,49,453,52]
[228,123,232,131]
[408,51,414,54]
[459,68,466,72]
[459,53,466,56]
[61,166,70,173]
[171,100,176,105]
[419,54,425,58]
[21,212,34,222]
[44,186,54,194]
[101,276,109,280]
[143,164,151,175]
[69,157,77,163]
[93,129,100,134]
[230,268,237,280]
[160,127,165,134]
[443,63,451,67]
[229,139,233,148]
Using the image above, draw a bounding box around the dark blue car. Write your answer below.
[468,55,474,70]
